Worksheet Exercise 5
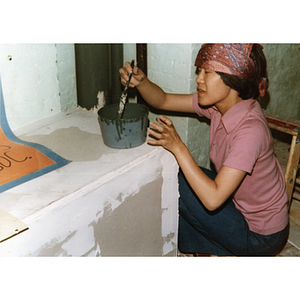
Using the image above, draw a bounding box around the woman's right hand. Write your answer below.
[119,61,147,88]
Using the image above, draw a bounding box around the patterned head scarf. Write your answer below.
[195,43,268,97]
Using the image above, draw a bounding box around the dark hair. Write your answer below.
[216,44,268,100]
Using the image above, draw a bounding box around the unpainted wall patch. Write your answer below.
[93,178,164,256]
[20,127,105,161]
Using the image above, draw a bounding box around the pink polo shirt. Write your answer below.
[192,93,288,235]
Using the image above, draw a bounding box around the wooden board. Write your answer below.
[0,210,28,242]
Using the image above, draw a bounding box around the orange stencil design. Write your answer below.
[0,127,55,185]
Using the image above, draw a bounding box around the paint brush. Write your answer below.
[117,59,135,119]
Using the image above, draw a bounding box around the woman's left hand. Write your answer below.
[147,116,184,155]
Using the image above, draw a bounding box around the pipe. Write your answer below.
[110,44,124,105]
[136,44,147,104]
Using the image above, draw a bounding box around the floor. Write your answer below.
[178,131,300,257]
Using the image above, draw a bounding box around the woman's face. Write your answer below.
[196,68,233,108]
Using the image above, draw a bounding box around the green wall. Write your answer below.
[261,44,300,120]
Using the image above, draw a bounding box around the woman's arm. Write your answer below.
[120,62,245,210]
[176,144,246,211]
[119,62,195,113]
[149,115,246,211]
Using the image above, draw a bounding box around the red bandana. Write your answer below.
[195,43,258,80]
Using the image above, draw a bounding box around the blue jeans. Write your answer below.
[178,167,289,256]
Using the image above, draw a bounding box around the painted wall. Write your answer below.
[261,44,300,120]
[0,44,77,130]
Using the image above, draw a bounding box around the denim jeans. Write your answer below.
[178,167,289,256]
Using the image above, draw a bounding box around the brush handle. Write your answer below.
[117,60,135,118]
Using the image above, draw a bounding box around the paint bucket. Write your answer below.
[98,103,149,149]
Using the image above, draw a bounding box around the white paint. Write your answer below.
[97,91,105,109]
[147,44,201,94]
[0,108,179,256]
[160,150,179,255]
[61,226,95,256]
[0,44,77,130]
[55,44,77,111]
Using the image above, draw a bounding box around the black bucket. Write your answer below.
[98,103,149,149]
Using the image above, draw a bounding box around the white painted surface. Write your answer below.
[0,108,179,256]
[0,44,77,130]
